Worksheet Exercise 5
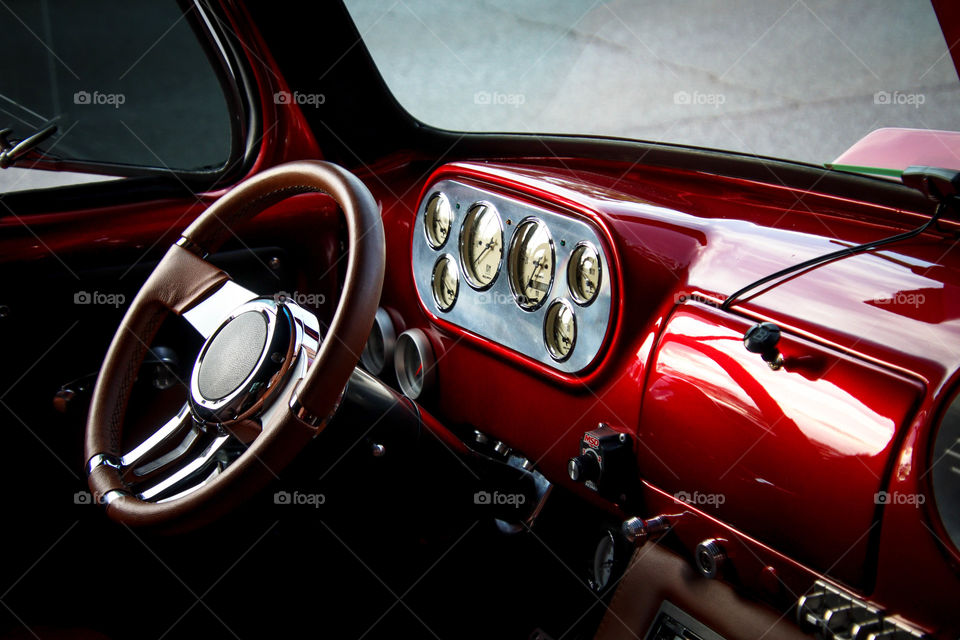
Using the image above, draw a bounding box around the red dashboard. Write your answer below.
[355,156,960,636]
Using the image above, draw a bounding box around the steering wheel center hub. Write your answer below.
[189,298,297,425]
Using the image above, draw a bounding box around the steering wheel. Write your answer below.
[84,160,384,531]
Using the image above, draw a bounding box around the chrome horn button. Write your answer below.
[189,298,298,425]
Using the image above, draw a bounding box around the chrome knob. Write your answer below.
[621,515,671,546]
[695,538,726,579]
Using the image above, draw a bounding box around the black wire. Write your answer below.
[720,202,948,311]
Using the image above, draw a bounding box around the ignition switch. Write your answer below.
[567,423,635,503]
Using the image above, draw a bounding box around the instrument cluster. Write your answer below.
[412,179,613,373]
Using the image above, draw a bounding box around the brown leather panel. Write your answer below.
[594,544,810,640]
[150,244,230,314]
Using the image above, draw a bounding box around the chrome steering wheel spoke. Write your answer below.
[182,280,260,338]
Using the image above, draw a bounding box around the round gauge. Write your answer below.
[508,218,555,310]
[431,254,459,311]
[544,299,577,361]
[394,329,435,399]
[360,308,397,376]
[590,530,627,593]
[932,388,960,553]
[568,242,602,305]
[424,192,453,249]
[459,203,503,289]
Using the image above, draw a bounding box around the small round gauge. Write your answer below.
[544,299,577,361]
[932,387,960,553]
[591,530,621,593]
[394,329,435,399]
[360,308,396,376]
[568,242,602,305]
[459,203,503,289]
[508,218,555,310]
[431,254,459,312]
[424,192,453,249]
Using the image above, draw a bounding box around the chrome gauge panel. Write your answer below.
[412,179,613,373]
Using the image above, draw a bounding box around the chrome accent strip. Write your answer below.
[121,403,192,469]
[175,236,207,258]
[288,379,342,429]
[85,453,122,476]
[136,433,231,501]
[797,580,929,640]
[100,490,130,505]
[181,280,259,338]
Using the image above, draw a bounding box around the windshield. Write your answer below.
[344,1,960,165]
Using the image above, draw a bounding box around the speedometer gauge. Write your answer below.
[459,203,503,289]
[544,299,576,361]
[424,192,453,249]
[508,218,554,310]
[568,242,601,305]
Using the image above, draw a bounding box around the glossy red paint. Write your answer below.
[359,156,959,633]
[639,304,922,589]
[6,89,959,638]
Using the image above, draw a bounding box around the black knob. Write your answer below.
[744,322,783,370]
[568,453,600,483]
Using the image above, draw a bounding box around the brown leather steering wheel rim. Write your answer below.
[84,160,384,531]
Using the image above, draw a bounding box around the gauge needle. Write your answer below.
[474,238,497,266]
[525,257,545,292]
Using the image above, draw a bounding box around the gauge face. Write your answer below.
[544,299,576,361]
[568,243,602,305]
[431,254,459,311]
[508,218,554,310]
[591,531,618,592]
[424,192,453,249]
[459,203,503,289]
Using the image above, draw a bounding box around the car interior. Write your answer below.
[1,1,959,639]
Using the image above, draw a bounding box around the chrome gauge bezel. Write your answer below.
[411,179,612,373]
[360,307,397,376]
[394,328,435,399]
[458,201,504,290]
[431,253,459,312]
[423,191,454,249]
[508,217,556,312]
[543,298,577,362]
[568,241,602,306]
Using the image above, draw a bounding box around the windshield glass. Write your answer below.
[344,1,960,165]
